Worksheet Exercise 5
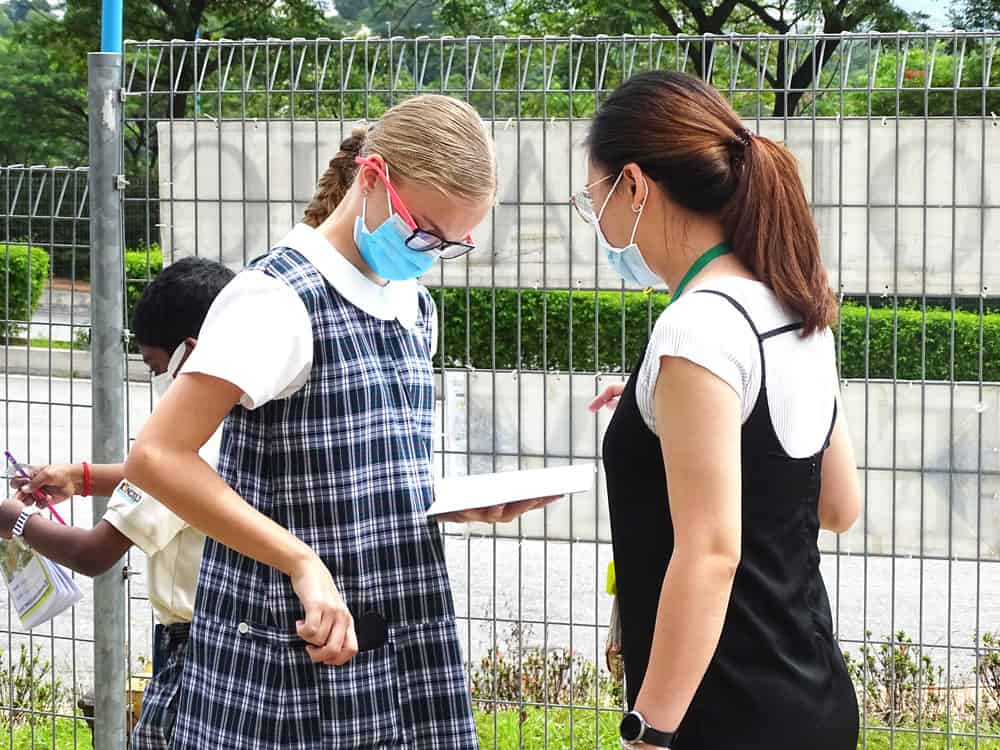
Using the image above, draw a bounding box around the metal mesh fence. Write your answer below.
[1,30,999,749]
[121,31,1000,749]
[0,166,95,745]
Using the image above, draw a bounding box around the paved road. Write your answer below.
[1,375,997,693]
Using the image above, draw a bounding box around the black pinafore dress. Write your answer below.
[603,290,858,750]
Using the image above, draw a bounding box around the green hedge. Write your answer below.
[125,246,163,332]
[432,288,1000,382]
[1,245,50,337]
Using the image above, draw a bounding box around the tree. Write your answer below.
[337,0,440,34]
[437,0,925,116]
[0,0,347,167]
[950,0,999,28]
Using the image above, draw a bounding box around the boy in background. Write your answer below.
[1,256,235,749]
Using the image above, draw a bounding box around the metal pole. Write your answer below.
[88,50,127,750]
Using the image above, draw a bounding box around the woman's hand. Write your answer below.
[10,464,81,506]
[589,383,625,412]
[437,496,560,524]
[290,554,359,667]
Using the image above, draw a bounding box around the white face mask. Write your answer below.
[151,342,189,403]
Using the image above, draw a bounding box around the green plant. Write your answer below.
[468,623,624,715]
[846,630,945,727]
[0,643,68,727]
[432,288,1000,381]
[72,327,91,351]
[1,245,49,339]
[978,631,1000,723]
[118,262,998,381]
[125,245,164,352]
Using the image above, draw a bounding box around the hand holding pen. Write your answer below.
[5,451,67,526]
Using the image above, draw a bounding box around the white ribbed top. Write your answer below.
[636,277,838,459]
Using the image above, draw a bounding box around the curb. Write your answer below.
[1,346,151,382]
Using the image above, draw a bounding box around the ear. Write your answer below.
[621,163,648,211]
[355,153,386,195]
[178,337,198,370]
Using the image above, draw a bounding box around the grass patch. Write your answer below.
[7,717,92,749]
[5,338,81,352]
[473,709,1000,749]
[474,706,620,748]
[862,725,1000,749]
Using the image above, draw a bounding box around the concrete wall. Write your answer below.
[434,372,1000,561]
[156,117,1000,296]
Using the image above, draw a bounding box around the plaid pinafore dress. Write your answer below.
[170,247,478,749]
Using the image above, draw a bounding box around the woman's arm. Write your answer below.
[125,372,358,665]
[818,391,861,533]
[632,355,743,739]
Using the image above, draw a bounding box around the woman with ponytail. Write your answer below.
[126,95,548,749]
[580,71,861,749]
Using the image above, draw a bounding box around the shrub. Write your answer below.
[125,245,163,330]
[110,262,998,381]
[124,245,163,352]
[432,288,1000,381]
[845,630,945,726]
[978,631,1000,723]
[468,623,624,713]
[0,643,67,726]
[1,245,49,338]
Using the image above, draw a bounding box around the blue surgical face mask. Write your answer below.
[595,173,664,289]
[354,195,436,282]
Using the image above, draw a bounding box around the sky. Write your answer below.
[895,0,956,27]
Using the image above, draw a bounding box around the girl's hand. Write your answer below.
[437,495,560,524]
[10,464,80,506]
[0,497,26,538]
[290,554,358,666]
[589,384,625,412]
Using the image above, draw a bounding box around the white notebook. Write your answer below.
[0,537,83,630]
[428,463,596,518]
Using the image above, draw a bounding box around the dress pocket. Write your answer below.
[316,640,406,748]
[390,619,479,749]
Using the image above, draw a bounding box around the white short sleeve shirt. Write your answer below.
[182,224,435,410]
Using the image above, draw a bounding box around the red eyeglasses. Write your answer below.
[355,156,475,260]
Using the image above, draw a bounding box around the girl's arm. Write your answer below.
[125,372,358,666]
[818,390,861,533]
[0,497,132,577]
[631,355,743,739]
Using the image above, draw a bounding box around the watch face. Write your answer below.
[620,712,643,742]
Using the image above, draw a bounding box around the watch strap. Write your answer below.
[12,506,40,537]
[640,724,674,747]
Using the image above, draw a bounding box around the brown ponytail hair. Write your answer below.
[303,95,497,228]
[584,71,837,335]
[303,125,368,228]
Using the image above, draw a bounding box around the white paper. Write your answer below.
[0,538,83,630]
[428,463,596,518]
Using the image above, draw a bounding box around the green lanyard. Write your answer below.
[667,242,731,306]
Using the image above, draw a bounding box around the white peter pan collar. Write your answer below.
[275,223,420,330]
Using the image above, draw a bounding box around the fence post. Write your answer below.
[87,50,128,750]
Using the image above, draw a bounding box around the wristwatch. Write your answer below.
[619,710,674,748]
[12,506,40,538]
